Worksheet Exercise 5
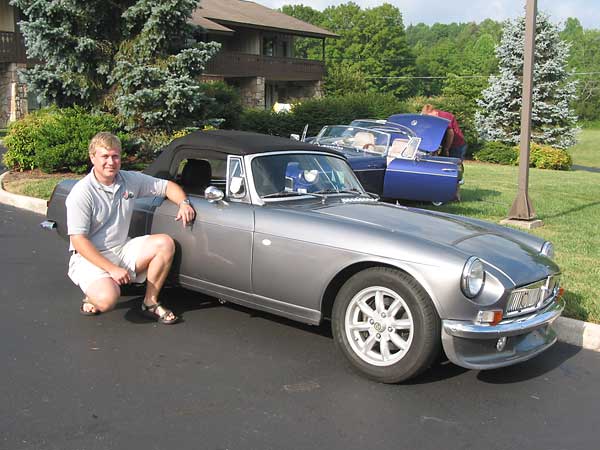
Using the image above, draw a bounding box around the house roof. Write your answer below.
[191,0,338,39]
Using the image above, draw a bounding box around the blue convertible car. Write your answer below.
[312,114,462,204]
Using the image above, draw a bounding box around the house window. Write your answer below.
[281,41,289,58]
[263,37,275,57]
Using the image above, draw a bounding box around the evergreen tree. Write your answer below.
[11,0,220,132]
[476,13,578,149]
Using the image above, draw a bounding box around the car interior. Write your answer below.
[177,158,227,196]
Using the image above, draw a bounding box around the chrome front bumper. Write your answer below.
[441,299,564,370]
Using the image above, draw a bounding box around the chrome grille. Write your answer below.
[506,275,560,316]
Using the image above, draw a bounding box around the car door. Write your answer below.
[149,156,254,293]
[383,157,459,203]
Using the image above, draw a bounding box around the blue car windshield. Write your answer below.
[315,126,391,156]
[251,153,365,198]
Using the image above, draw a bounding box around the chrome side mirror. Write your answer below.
[205,186,224,203]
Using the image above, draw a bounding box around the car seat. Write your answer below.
[180,159,212,196]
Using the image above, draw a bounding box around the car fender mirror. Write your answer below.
[290,134,300,141]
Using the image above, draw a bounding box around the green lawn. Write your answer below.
[423,129,600,323]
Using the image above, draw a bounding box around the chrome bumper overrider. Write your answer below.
[441,299,565,370]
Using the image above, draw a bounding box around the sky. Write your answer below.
[254,0,600,29]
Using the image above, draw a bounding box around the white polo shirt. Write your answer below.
[66,169,168,252]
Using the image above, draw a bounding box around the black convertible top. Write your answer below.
[145,129,343,177]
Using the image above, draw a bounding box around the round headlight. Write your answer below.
[461,257,486,298]
[540,241,554,259]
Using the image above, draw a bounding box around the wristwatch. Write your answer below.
[179,198,191,207]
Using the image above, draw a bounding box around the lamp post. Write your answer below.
[505,0,542,227]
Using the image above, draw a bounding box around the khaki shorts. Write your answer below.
[68,235,149,294]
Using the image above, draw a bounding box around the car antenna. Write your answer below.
[301,124,308,142]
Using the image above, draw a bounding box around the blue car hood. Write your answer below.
[387,114,449,152]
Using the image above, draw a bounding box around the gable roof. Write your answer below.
[191,0,337,39]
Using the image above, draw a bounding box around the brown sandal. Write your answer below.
[141,302,179,325]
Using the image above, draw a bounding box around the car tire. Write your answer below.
[332,267,441,383]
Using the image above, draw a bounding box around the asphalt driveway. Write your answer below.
[2,204,599,450]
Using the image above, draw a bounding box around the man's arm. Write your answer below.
[442,128,455,156]
[165,181,196,226]
[70,234,131,285]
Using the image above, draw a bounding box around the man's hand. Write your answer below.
[108,265,131,285]
[175,203,196,227]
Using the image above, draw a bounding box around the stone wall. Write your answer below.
[237,76,265,109]
[0,62,27,128]
[288,80,323,101]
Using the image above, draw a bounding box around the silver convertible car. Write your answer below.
[45,130,564,383]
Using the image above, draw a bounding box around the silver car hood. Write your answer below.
[311,201,558,286]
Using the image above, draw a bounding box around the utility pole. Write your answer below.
[505,0,543,228]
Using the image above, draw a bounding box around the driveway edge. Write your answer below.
[0,171,47,215]
[0,172,598,353]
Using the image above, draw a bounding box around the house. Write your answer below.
[0,0,28,128]
[0,0,336,127]
[191,0,337,108]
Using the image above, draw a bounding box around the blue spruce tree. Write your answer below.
[12,0,220,131]
[475,13,578,149]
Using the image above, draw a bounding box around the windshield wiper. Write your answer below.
[312,189,364,196]
[261,191,309,199]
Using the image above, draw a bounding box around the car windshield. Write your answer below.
[251,153,366,199]
[349,120,416,139]
[314,126,391,156]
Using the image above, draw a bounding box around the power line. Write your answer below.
[363,71,600,80]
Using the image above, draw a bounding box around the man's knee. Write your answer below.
[86,279,120,312]
[152,234,175,257]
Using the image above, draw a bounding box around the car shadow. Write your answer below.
[117,285,579,385]
[223,300,334,338]
[476,342,581,384]
[120,286,221,324]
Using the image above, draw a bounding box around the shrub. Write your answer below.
[473,141,519,165]
[238,92,408,137]
[473,141,572,170]
[2,108,57,171]
[3,107,132,173]
[529,143,572,170]
[200,81,243,129]
[238,108,300,137]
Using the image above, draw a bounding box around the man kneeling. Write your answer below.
[66,132,195,324]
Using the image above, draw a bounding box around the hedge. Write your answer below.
[2,106,133,173]
[473,141,572,170]
[238,92,409,138]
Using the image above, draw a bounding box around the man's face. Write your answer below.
[90,146,121,182]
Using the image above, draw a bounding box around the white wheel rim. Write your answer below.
[344,286,414,367]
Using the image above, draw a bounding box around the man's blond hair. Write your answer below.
[89,132,122,156]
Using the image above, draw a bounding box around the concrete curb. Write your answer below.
[0,171,47,215]
[554,317,600,351]
[0,171,598,353]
